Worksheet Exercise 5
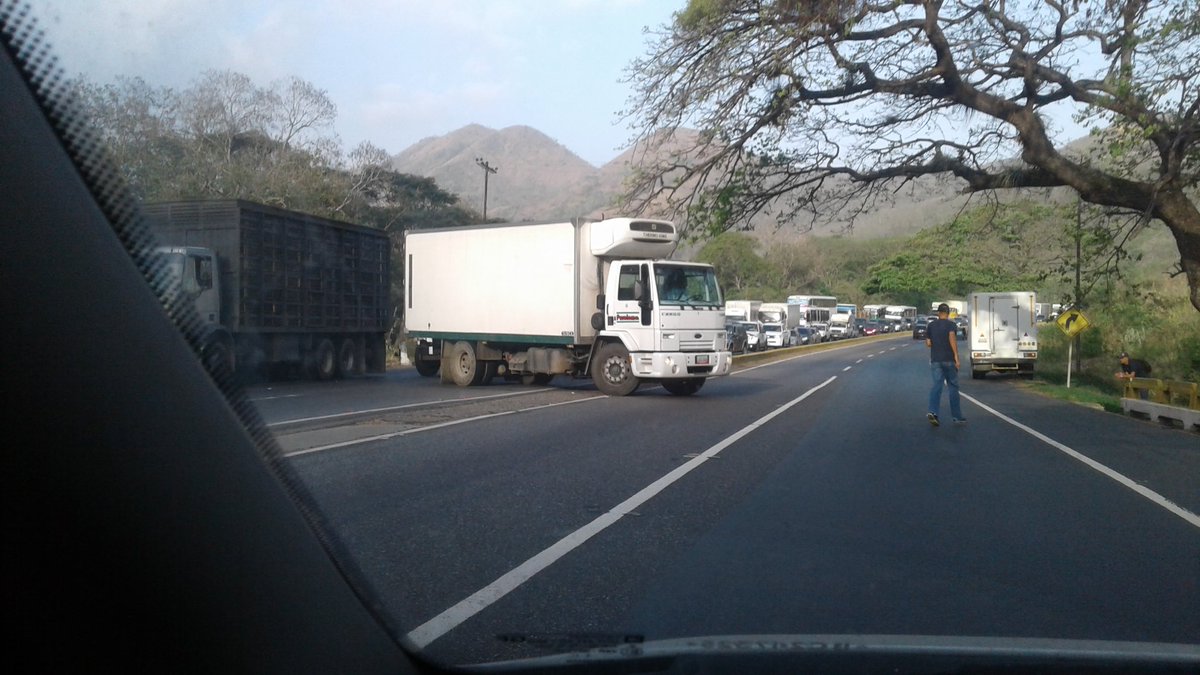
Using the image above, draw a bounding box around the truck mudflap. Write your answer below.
[629,351,733,379]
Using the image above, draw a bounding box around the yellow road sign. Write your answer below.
[1056,308,1092,338]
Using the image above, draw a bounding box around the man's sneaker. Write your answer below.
[953,417,967,424]
[927,412,939,426]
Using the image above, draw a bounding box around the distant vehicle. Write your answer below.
[913,315,929,340]
[863,322,881,336]
[793,326,816,345]
[741,321,766,352]
[725,322,749,355]
[853,317,867,335]
[811,321,830,341]
[762,322,792,348]
[954,316,969,338]
[725,300,762,324]
[968,292,1038,379]
[758,302,799,335]
[931,300,968,318]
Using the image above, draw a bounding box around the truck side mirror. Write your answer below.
[196,258,213,289]
[596,294,605,310]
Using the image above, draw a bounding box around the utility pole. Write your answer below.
[1073,198,1083,375]
[475,157,497,221]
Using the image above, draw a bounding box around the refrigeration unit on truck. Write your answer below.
[142,200,390,380]
[968,292,1039,379]
[404,217,733,396]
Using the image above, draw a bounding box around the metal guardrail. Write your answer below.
[1121,377,1200,432]
[1123,378,1200,410]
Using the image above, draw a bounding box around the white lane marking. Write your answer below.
[248,393,303,401]
[405,375,841,649]
[842,366,852,372]
[283,395,604,458]
[267,388,553,428]
[867,354,875,358]
[856,359,864,364]
[963,393,1200,530]
[889,347,897,351]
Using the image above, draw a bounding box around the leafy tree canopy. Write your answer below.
[623,0,1200,311]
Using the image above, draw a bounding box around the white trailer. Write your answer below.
[757,302,799,332]
[968,292,1039,379]
[405,217,732,396]
[724,300,761,324]
[931,300,967,318]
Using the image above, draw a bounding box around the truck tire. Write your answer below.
[336,338,358,377]
[309,338,337,381]
[446,341,485,386]
[592,342,639,396]
[480,361,498,385]
[661,378,705,396]
[414,359,440,377]
[202,339,235,377]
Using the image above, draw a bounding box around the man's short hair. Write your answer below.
[937,303,951,314]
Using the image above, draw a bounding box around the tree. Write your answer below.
[623,0,1200,311]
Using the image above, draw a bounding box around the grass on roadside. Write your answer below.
[1020,378,1125,414]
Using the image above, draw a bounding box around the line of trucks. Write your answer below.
[144,200,1038,390]
[144,200,731,395]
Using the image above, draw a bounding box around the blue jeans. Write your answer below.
[929,361,962,419]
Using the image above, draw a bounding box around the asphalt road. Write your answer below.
[257,336,1200,667]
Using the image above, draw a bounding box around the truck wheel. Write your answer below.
[521,373,553,386]
[592,342,639,396]
[336,338,358,377]
[414,359,440,377]
[202,339,235,377]
[446,341,485,386]
[661,378,705,396]
[309,339,337,380]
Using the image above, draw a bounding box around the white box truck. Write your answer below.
[724,300,761,323]
[405,218,732,396]
[968,292,1039,379]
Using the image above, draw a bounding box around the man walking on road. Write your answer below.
[926,303,965,426]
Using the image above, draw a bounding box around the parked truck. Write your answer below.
[142,200,391,380]
[829,303,858,339]
[967,292,1039,379]
[404,217,732,396]
[724,300,762,324]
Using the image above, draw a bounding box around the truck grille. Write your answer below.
[680,338,713,352]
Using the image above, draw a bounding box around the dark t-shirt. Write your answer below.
[1121,358,1151,378]
[927,318,958,363]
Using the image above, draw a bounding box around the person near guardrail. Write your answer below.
[1115,352,1152,399]
[926,303,965,426]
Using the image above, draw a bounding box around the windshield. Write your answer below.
[654,263,723,307]
[14,0,1200,672]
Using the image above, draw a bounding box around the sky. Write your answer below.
[29,0,680,167]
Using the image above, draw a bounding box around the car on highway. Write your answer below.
[862,321,881,336]
[913,315,929,340]
[740,321,766,351]
[793,325,817,345]
[725,322,750,354]
[955,316,969,338]
[761,322,792,348]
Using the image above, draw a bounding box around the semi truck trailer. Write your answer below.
[142,200,391,380]
[968,291,1039,379]
[404,217,732,396]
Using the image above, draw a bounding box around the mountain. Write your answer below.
[392,124,620,221]
[391,124,1099,242]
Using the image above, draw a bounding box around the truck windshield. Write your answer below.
[654,264,722,307]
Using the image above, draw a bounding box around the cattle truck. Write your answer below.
[405,217,732,396]
[968,291,1039,379]
[142,200,391,380]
